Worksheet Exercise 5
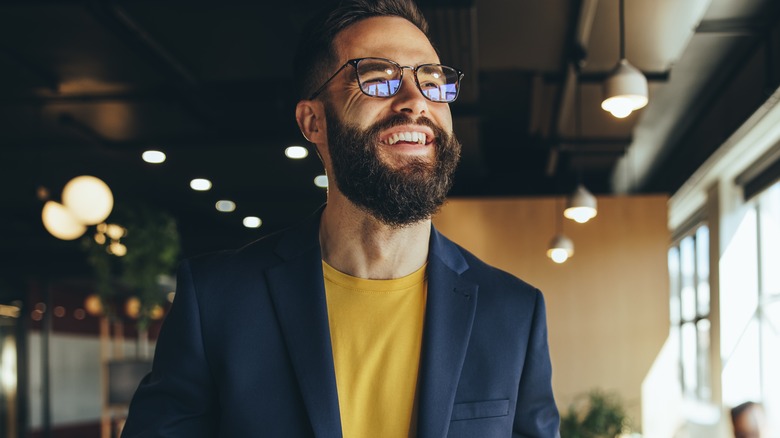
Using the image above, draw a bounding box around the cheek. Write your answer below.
[340,94,378,128]
[433,107,454,133]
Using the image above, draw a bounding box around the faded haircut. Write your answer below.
[731,401,763,424]
[292,0,431,100]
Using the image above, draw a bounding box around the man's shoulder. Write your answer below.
[435,231,539,296]
[185,210,321,277]
[179,231,284,287]
[190,230,285,268]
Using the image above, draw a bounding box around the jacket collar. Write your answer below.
[267,208,478,438]
[417,226,479,437]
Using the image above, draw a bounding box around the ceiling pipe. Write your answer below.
[546,0,598,177]
[545,0,597,177]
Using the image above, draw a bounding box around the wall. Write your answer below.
[433,195,670,430]
[27,332,151,432]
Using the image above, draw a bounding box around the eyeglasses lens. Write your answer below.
[417,64,459,103]
[356,59,459,103]
[357,59,401,97]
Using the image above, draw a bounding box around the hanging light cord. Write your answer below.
[575,77,584,183]
[619,0,625,60]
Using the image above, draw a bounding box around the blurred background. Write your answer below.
[0,0,779,436]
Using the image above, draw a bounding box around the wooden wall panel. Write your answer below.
[433,195,670,428]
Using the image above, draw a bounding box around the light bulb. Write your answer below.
[610,108,632,118]
[564,206,597,224]
[105,223,126,240]
[190,178,212,191]
[284,146,308,159]
[549,248,570,264]
[142,150,166,164]
[84,294,103,316]
[243,216,262,228]
[546,234,574,263]
[61,175,114,225]
[215,200,236,212]
[125,297,140,319]
[564,185,598,223]
[41,201,87,240]
[314,175,328,188]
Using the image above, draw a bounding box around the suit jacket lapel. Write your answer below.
[265,210,342,438]
[417,227,478,438]
[262,215,476,438]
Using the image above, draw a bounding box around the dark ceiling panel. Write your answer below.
[113,2,303,82]
[0,3,165,92]
[0,0,778,280]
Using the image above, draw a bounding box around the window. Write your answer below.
[669,222,711,401]
[721,181,780,415]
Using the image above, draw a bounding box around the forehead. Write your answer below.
[332,16,439,65]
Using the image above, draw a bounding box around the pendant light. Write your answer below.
[547,234,574,264]
[41,175,114,241]
[564,184,598,223]
[601,0,648,119]
[547,199,574,264]
[565,82,598,224]
[61,175,114,225]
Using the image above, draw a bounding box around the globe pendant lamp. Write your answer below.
[601,0,648,119]
[41,200,87,240]
[40,175,114,241]
[564,184,598,223]
[61,175,114,225]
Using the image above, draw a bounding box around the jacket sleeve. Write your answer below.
[513,290,560,438]
[121,260,219,437]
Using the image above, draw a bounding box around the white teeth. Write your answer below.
[385,132,428,145]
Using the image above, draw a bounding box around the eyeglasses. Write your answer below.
[308,57,464,103]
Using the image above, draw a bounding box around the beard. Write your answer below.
[323,104,462,227]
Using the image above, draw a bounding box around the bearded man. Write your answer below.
[122,0,559,437]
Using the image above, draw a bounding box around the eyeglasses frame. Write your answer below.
[308,57,464,103]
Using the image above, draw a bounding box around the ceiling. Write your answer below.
[1,0,779,281]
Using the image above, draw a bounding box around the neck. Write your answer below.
[319,194,432,280]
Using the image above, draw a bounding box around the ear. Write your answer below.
[295,100,327,145]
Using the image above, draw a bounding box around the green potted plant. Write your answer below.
[560,389,632,438]
[82,202,180,331]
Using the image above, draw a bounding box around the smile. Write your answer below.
[379,125,436,146]
[384,131,427,145]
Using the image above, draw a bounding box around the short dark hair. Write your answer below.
[731,401,762,424]
[293,0,430,100]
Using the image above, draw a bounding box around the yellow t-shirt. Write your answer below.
[323,261,427,438]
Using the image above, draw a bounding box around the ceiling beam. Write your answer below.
[696,19,766,36]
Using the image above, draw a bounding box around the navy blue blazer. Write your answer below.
[122,210,560,437]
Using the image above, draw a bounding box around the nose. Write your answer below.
[390,68,429,115]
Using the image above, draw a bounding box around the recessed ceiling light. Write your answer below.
[285,146,308,159]
[314,175,328,188]
[243,216,262,228]
[142,150,166,164]
[190,178,212,191]
[215,200,236,212]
